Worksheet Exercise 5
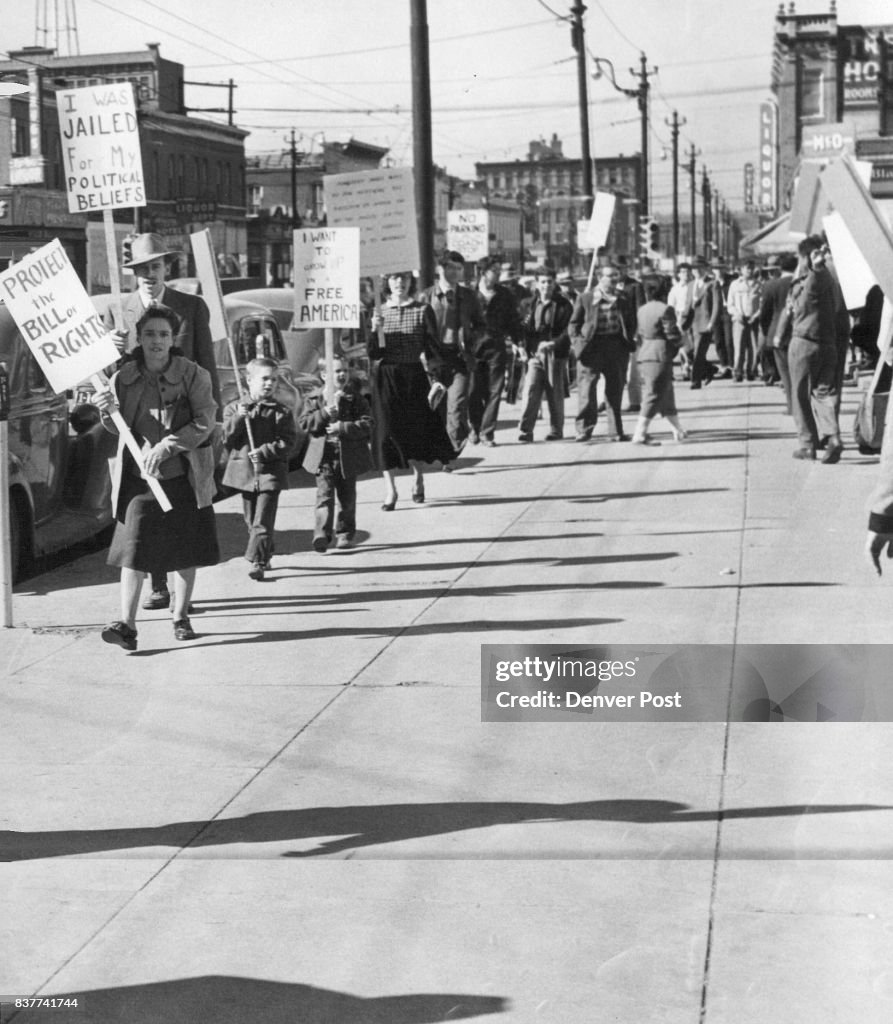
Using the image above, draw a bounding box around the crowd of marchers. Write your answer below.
[91,233,893,654]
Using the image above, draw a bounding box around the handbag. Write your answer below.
[853,390,888,454]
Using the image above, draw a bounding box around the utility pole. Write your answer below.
[687,143,699,258]
[287,129,299,230]
[634,53,657,218]
[665,110,685,257]
[570,1,593,218]
[701,166,712,258]
[410,0,435,289]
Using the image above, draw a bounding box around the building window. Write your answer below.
[801,67,824,119]
[11,115,29,156]
[167,155,175,198]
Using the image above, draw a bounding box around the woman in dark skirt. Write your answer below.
[94,305,219,650]
[369,271,454,509]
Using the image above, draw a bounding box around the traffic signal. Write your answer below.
[121,233,135,269]
[649,220,660,253]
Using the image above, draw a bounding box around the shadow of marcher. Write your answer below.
[2,799,888,862]
[4,976,507,1024]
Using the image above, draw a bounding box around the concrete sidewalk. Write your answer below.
[2,377,892,1023]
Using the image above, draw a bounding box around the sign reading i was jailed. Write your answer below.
[58,83,146,213]
[293,227,360,328]
[324,167,419,277]
[0,239,119,393]
[447,210,489,261]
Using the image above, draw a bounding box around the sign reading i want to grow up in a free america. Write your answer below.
[0,239,120,394]
[57,83,146,213]
[293,227,360,329]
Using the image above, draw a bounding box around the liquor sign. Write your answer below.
[758,102,777,214]
[841,25,893,110]
[744,163,755,212]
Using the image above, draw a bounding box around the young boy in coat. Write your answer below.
[222,357,298,580]
[299,357,373,551]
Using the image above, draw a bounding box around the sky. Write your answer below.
[4,0,893,215]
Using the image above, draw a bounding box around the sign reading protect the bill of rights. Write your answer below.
[293,227,360,328]
[58,83,146,213]
[447,210,489,261]
[0,239,119,394]
[324,167,419,277]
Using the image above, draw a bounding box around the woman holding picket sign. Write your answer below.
[94,305,219,651]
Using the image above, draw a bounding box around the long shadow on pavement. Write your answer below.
[3,798,889,862]
[3,978,507,1024]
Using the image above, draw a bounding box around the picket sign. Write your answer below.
[191,229,257,477]
[585,192,617,291]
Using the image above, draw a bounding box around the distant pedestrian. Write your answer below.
[222,357,298,579]
[787,236,843,462]
[470,256,521,446]
[727,260,763,382]
[517,266,573,442]
[667,263,694,381]
[299,356,373,551]
[758,252,798,414]
[569,264,637,442]
[631,278,688,445]
[688,256,722,389]
[369,271,455,510]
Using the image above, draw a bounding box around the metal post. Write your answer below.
[638,53,650,219]
[410,0,435,289]
[571,1,593,218]
[666,110,684,257]
[688,145,698,258]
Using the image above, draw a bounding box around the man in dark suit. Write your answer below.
[420,250,485,457]
[104,232,220,611]
[758,252,797,415]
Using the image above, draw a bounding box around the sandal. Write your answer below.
[173,617,197,641]
[101,621,138,652]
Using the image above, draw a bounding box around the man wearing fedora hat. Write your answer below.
[105,232,220,611]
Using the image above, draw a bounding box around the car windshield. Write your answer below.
[220,316,284,367]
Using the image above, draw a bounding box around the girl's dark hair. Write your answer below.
[136,303,181,337]
[380,271,417,299]
[643,277,662,302]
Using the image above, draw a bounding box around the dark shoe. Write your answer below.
[544,431,563,441]
[821,439,844,464]
[609,433,631,442]
[792,447,816,460]
[816,436,828,451]
[574,431,592,443]
[518,433,533,443]
[142,588,170,611]
[632,435,660,446]
[335,534,353,549]
[412,481,425,504]
[248,564,265,580]
[173,617,196,641]
[482,438,496,447]
[690,381,702,390]
[312,534,329,552]
[733,372,743,383]
[442,463,454,473]
[381,494,397,511]
[625,404,641,413]
[101,621,137,652]
[746,373,756,381]
[719,367,733,379]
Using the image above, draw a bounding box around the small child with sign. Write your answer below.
[222,357,298,580]
[299,357,373,551]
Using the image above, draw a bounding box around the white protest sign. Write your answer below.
[0,239,119,393]
[324,167,419,277]
[583,192,617,250]
[293,227,360,329]
[822,210,876,310]
[447,210,489,261]
[58,83,146,214]
[190,230,229,343]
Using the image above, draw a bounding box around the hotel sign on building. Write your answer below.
[841,25,893,110]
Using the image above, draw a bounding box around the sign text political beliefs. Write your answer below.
[58,83,146,213]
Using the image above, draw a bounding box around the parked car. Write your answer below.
[1,304,113,581]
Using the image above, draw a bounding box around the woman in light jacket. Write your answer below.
[95,305,219,650]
